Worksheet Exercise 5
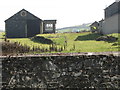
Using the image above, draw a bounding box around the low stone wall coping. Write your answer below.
[0,52,120,58]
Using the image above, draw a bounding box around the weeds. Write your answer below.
[2,32,120,55]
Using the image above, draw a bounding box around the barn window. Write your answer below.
[45,24,53,31]
[46,24,53,28]
[20,11,27,17]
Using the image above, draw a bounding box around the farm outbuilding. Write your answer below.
[102,1,120,34]
[5,9,57,38]
[90,0,120,35]
[90,21,99,33]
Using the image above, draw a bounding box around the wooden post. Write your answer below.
[53,23,56,33]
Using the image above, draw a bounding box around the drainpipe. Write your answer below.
[25,24,27,38]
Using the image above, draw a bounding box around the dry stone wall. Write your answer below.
[1,55,120,89]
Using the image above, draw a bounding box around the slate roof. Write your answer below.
[5,9,42,22]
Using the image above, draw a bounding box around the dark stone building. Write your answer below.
[90,21,99,33]
[5,9,57,38]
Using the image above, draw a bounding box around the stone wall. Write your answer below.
[1,55,120,89]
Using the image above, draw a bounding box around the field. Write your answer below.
[4,32,119,53]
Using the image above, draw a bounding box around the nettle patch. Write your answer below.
[1,41,30,55]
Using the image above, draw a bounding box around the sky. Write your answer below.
[0,0,115,30]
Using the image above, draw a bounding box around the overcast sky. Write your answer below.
[0,0,115,30]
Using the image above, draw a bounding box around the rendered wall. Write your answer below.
[118,11,120,33]
[103,14,119,34]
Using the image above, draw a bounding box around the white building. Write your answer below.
[100,1,120,34]
[116,0,120,2]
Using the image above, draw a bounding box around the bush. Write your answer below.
[96,36,118,42]
[31,36,53,44]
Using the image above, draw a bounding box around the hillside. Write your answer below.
[56,23,91,33]
[3,32,119,54]
[0,30,4,32]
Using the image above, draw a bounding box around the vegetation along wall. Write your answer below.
[2,55,120,89]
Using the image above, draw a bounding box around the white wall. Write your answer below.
[116,0,120,2]
[102,14,119,34]
[118,14,120,33]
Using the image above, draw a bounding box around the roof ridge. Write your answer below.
[5,9,42,22]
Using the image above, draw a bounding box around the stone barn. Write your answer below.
[5,9,57,38]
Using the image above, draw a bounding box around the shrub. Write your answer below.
[96,36,118,42]
[31,36,53,44]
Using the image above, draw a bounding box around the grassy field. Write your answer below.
[5,32,119,53]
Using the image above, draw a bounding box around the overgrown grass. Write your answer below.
[8,38,49,49]
[7,32,120,53]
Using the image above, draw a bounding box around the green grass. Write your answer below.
[7,32,120,53]
[8,38,50,49]
[57,29,73,33]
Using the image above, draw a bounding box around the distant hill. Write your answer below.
[56,23,91,33]
[0,30,4,32]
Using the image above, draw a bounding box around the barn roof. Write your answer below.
[5,9,42,22]
[90,21,99,26]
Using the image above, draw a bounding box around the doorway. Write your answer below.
[27,20,40,37]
